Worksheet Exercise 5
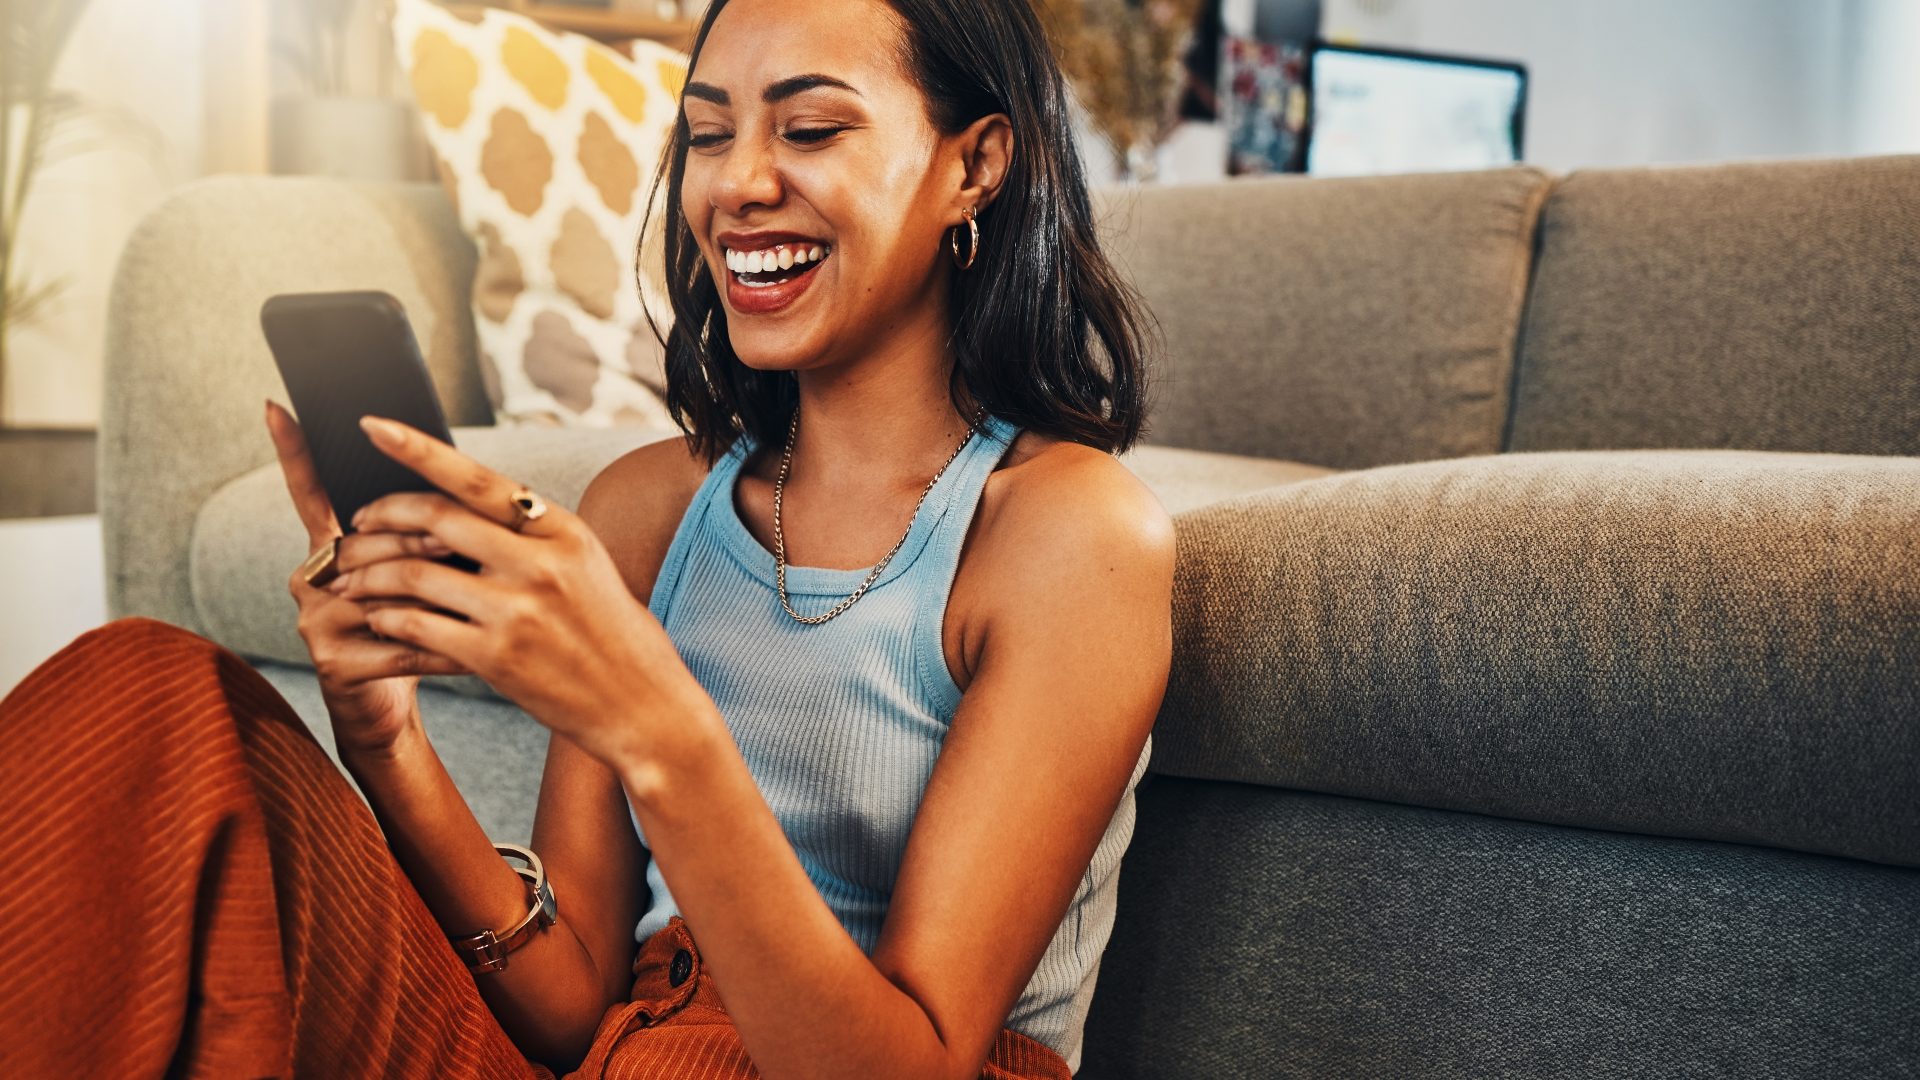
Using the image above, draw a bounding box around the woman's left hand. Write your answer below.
[326,414,710,769]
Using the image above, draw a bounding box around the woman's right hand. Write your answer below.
[265,399,471,756]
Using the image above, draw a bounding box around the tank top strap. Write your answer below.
[911,412,1020,716]
[645,431,754,620]
[917,412,1020,577]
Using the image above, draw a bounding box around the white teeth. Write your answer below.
[722,243,830,276]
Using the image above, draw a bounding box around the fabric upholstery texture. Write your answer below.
[1095,166,1552,468]
[1115,445,1334,514]
[1080,778,1920,1080]
[390,0,685,427]
[1156,449,1920,868]
[1508,154,1920,456]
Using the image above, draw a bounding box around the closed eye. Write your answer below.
[684,126,849,151]
[784,126,847,145]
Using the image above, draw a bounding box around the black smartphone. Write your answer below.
[260,289,481,574]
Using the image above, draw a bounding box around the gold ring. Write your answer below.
[299,535,343,588]
[507,488,548,533]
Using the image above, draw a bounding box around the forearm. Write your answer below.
[337,718,612,1070]
[620,705,956,1080]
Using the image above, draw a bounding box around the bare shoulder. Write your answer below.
[944,429,1175,691]
[975,431,1176,583]
[576,432,713,599]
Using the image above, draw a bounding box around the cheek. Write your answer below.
[796,156,940,270]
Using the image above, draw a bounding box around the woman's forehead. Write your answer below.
[695,0,908,92]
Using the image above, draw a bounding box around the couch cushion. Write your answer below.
[1095,166,1553,469]
[1154,449,1920,868]
[1082,779,1920,1079]
[1117,443,1333,514]
[1508,154,1920,456]
[192,424,679,676]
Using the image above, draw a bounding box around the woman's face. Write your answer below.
[679,0,967,373]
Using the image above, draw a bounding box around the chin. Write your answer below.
[726,328,830,373]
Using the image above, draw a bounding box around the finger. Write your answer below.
[265,399,341,544]
[358,415,564,537]
[293,585,472,678]
[318,630,473,685]
[349,491,516,568]
[335,529,454,576]
[293,560,455,620]
[329,555,504,618]
[363,602,489,670]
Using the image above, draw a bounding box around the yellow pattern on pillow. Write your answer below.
[391,0,687,428]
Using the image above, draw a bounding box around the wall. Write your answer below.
[1315,0,1914,173]
[1849,0,1920,156]
[5,1,212,427]
[4,0,381,429]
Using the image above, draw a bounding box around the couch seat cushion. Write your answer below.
[1118,442,1335,515]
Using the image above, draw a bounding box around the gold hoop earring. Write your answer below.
[950,206,979,270]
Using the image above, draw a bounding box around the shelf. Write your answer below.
[438,2,698,48]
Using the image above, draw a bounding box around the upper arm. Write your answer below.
[530,433,707,1007]
[869,455,1177,1077]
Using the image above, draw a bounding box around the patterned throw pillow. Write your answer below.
[389,0,687,428]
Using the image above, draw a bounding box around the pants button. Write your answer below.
[669,948,693,987]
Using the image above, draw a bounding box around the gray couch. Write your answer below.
[100,155,1918,1077]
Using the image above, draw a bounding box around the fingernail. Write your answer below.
[360,415,396,442]
[351,507,367,528]
[421,535,450,553]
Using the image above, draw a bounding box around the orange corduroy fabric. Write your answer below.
[0,617,1074,1080]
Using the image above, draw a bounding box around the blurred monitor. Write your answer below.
[1305,43,1527,177]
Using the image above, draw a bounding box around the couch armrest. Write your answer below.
[100,175,489,633]
[1157,449,1920,867]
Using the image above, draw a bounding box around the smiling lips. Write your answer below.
[720,239,832,315]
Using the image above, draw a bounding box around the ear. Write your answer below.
[949,112,1014,219]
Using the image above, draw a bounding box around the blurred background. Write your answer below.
[3,0,1918,690]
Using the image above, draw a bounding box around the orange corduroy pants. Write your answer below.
[0,617,1074,1079]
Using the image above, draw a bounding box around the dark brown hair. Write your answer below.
[635,0,1155,465]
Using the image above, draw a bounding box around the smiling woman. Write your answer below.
[0,2,1172,1078]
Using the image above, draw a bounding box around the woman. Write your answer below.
[0,0,1172,1076]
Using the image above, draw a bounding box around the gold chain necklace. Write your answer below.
[772,403,990,625]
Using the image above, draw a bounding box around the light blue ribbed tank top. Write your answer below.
[630,413,1150,1073]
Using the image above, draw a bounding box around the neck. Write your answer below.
[779,310,985,497]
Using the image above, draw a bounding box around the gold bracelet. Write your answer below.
[449,843,558,974]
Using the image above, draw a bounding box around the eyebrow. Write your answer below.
[682,74,862,107]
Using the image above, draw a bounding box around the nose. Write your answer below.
[710,131,784,216]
